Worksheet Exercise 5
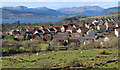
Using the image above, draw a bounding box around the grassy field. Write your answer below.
[2,48,118,69]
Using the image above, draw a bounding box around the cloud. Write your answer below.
[1,0,119,2]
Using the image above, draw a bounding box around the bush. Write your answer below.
[99,50,106,54]
[19,47,25,52]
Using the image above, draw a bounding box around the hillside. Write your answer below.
[54,12,118,25]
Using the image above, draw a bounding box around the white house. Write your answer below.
[104,37,109,41]
[115,29,120,37]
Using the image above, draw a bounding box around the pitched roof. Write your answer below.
[83,36,94,39]
[37,30,43,33]
[79,27,89,33]
[33,33,42,38]
[78,24,84,27]
[98,25,106,27]
[53,34,65,40]
[108,24,115,27]
[69,37,80,39]
[48,28,55,31]
[43,29,49,34]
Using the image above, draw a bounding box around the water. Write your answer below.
[1,18,64,23]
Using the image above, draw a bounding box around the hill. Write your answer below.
[54,11,118,25]
[58,6,118,16]
[2,6,119,19]
[2,6,66,19]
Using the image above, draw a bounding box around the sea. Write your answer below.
[1,18,64,23]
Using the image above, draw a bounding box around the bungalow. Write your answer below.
[115,28,120,37]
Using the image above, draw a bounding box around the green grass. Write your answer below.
[39,44,49,51]
[3,35,14,40]
[2,49,118,68]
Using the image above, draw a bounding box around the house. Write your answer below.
[34,30,44,35]
[97,25,106,31]
[24,32,33,40]
[82,36,95,44]
[115,28,120,37]
[85,23,90,29]
[48,28,56,35]
[40,26,45,30]
[106,24,115,31]
[68,37,80,42]
[104,36,110,41]
[76,27,89,34]
[53,34,67,46]
[42,29,49,34]
[89,24,96,29]
[116,24,120,28]
[60,25,68,32]
[78,24,84,28]
[92,19,99,25]
[8,30,14,36]
[28,27,35,32]
[86,30,97,37]
[66,25,76,33]
[14,32,24,40]
[32,33,43,41]
[54,27,61,33]
[43,34,51,41]
[72,33,83,40]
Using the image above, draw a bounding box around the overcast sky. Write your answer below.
[1,0,119,9]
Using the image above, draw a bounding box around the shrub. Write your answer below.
[99,50,106,54]
[19,47,25,52]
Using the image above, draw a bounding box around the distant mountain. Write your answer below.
[58,6,118,16]
[98,7,118,15]
[2,6,66,19]
[58,6,104,15]
[1,6,119,19]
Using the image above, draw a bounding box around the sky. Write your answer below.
[1,2,119,10]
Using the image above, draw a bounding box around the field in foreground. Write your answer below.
[2,49,118,69]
